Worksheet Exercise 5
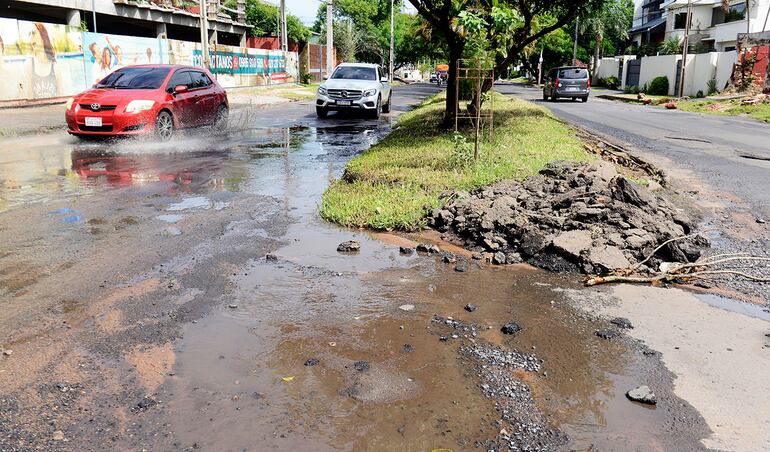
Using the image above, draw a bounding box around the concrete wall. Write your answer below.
[0,17,299,101]
[682,52,718,96]
[639,54,681,95]
[612,50,738,96]
[715,51,738,91]
[595,58,620,81]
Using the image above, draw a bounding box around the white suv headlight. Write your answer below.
[125,100,155,113]
[318,87,327,96]
[363,89,377,97]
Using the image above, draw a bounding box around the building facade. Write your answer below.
[630,0,770,51]
[0,0,250,46]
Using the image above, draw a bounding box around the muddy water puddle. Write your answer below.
[159,251,700,450]
[0,111,706,450]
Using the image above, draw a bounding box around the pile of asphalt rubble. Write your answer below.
[430,161,709,274]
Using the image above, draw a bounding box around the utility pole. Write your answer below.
[537,47,543,85]
[572,18,579,65]
[678,0,692,98]
[280,0,288,52]
[92,0,97,33]
[199,0,210,69]
[389,0,395,81]
[746,0,751,35]
[326,0,334,76]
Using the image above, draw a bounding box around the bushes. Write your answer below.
[707,78,718,96]
[624,85,640,94]
[605,76,621,90]
[647,76,669,96]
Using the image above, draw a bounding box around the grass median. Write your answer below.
[676,99,770,123]
[320,93,592,230]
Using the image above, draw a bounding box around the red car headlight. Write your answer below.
[125,100,155,114]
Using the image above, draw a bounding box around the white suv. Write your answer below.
[316,63,392,119]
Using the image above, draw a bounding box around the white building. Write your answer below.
[630,0,770,51]
[664,0,770,51]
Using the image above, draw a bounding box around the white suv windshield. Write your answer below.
[331,66,377,80]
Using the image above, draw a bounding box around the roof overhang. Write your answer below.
[628,16,666,35]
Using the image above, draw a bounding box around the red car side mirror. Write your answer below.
[174,85,188,94]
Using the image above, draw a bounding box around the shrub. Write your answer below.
[696,90,705,98]
[596,77,607,87]
[605,76,620,90]
[624,84,640,94]
[660,38,682,55]
[647,76,669,96]
[707,78,718,96]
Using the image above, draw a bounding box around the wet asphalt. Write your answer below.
[0,83,711,450]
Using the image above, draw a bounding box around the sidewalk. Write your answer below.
[0,84,317,138]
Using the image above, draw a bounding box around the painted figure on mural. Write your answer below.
[29,23,57,98]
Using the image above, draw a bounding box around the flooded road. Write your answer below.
[0,84,713,450]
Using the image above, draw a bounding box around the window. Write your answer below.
[168,70,193,90]
[191,71,213,88]
[330,66,377,81]
[558,68,589,79]
[674,12,689,29]
[712,2,746,26]
[96,67,170,89]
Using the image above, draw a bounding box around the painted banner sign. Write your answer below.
[192,49,285,77]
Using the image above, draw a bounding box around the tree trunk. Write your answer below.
[444,41,464,127]
[592,36,601,83]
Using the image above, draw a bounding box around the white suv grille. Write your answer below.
[327,89,363,100]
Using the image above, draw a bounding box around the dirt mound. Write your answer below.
[430,161,708,274]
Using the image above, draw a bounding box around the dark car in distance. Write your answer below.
[543,66,590,102]
[65,64,228,140]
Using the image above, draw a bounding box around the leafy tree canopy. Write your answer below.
[226,0,311,43]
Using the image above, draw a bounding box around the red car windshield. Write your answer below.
[96,67,171,90]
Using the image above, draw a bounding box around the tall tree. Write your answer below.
[408,0,604,123]
[227,0,310,43]
[579,0,631,81]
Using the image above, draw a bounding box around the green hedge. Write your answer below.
[647,76,669,96]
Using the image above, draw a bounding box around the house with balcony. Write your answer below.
[629,0,667,46]
[631,0,770,52]
[663,0,770,52]
[1,0,250,46]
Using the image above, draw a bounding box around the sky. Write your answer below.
[262,0,416,26]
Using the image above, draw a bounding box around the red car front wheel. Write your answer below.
[155,111,174,141]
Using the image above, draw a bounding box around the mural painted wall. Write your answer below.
[0,18,299,101]
[168,39,298,88]
[81,32,168,85]
[0,18,86,100]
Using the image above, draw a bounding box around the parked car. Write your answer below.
[429,72,438,84]
[315,63,392,119]
[543,66,590,102]
[65,64,228,140]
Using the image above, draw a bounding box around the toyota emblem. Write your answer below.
[90,103,100,111]
[341,91,348,98]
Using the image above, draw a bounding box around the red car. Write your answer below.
[65,64,228,140]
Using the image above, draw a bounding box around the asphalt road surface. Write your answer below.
[496,83,770,220]
[0,83,752,451]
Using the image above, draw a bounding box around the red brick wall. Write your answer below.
[246,37,299,53]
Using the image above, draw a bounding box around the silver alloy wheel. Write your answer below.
[156,111,173,140]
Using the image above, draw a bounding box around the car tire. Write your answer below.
[382,94,392,113]
[316,107,328,118]
[155,110,174,141]
[214,104,229,131]
[581,96,589,103]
